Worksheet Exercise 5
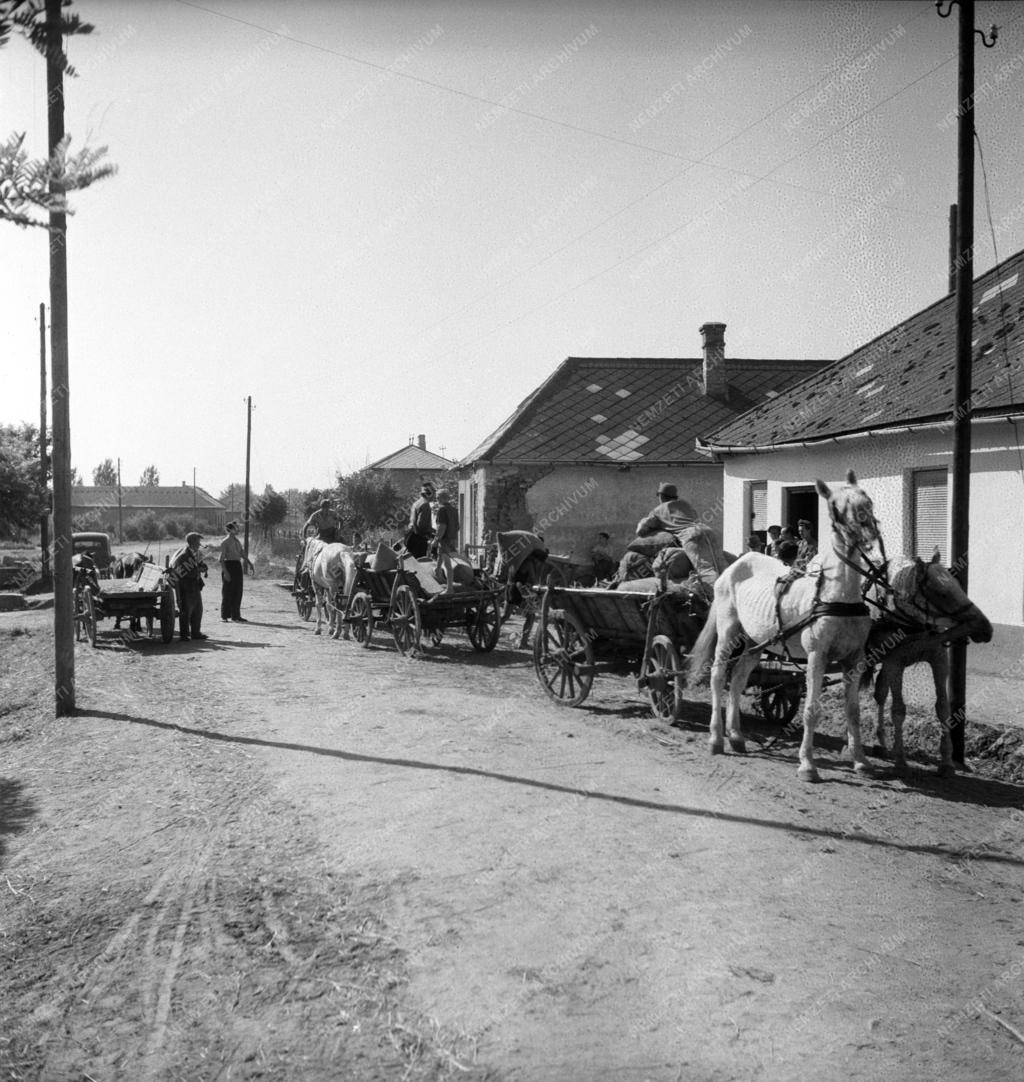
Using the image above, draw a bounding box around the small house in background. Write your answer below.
[698,247,1024,663]
[365,435,455,504]
[71,484,227,535]
[455,324,829,559]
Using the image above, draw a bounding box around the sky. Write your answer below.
[3,0,1024,499]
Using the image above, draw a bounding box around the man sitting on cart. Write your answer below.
[303,498,342,543]
[636,482,699,538]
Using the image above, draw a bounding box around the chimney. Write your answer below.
[700,322,727,397]
[417,434,426,450]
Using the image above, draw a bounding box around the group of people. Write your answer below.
[746,520,817,569]
[166,520,254,642]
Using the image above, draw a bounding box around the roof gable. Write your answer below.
[460,356,829,466]
[702,248,1024,451]
[366,444,455,471]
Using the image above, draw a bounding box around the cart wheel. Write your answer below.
[533,608,595,706]
[349,592,374,647]
[391,584,421,655]
[468,594,501,652]
[160,587,176,644]
[760,684,803,727]
[74,589,86,641]
[83,588,97,648]
[296,572,313,621]
[645,634,683,720]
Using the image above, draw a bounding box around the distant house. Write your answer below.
[365,435,455,503]
[71,484,227,534]
[455,324,830,559]
[698,248,1024,658]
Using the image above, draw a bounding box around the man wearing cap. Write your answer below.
[168,531,208,642]
[405,481,436,558]
[636,482,699,538]
[219,520,254,622]
[303,498,342,543]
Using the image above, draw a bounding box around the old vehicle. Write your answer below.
[72,532,114,578]
[74,558,176,646]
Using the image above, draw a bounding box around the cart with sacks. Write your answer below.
[342,550,504,656]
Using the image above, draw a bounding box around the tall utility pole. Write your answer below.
[243,396,252,563]
[117,457,123,541]
[192,467,197,530]
[46,0,73,715]
[38,302,50,584]
[939,0,997,766]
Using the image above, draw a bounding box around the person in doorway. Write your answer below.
[220,520,254,622]
[303,498,341,542]
[767,524,782,557]
[796,519,818,570]
[406,482,436,558]
[636,482,699,538]
[432,488,460,594]
[169,531,208,641]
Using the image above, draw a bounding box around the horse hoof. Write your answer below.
[314,628,322,636]
[710,740,725,756]
[854,761,874,777]
[728,738,747,755]
[798,766,820,783]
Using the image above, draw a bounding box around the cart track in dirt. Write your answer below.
[2,577,1024,1081]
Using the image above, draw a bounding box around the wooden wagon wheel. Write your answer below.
[533,605,595,706]
[348,592,374,647]
[644,634,683,721]
[391,584,421,655]
[82,588,97,648]
[295,572,313,621]
[468,594,501,652]
[159,587,176,644]
[760,683,803,728]
[74,588,88,642]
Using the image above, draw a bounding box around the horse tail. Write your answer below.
[686,596,719,687]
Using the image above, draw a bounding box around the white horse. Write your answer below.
[688,470,882,782]
[867,552,992,776]
[300,538,360,638]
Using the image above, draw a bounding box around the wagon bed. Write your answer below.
[75,561,177,646]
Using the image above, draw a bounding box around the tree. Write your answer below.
[139,464,159,486]
[0,2,116,230]
[92,458,116,485]
[0,421,48,538]
[251,485,287,537]
[69,464,81,485]
[219,482,248,515]
[335,469,403,533]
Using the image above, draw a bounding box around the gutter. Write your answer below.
[698,411,1024,455]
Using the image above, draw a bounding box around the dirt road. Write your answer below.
[3,577,1023,1081]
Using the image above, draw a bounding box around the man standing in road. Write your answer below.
[169,532,208,642]
[406,481,436,558]
[220,520,254,622]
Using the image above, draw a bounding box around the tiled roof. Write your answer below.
[367,445,455,471]
[701,248,1024,451]
[71,485,226,510]
[459,356,829,466]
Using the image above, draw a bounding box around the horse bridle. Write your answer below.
[825,498,890,601]
[886,558,976,632]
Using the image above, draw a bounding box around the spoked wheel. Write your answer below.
[349,592,374,647]
[468,595,501,652]
[760,683,803,727]
[296,572,313,621]
[644,634,683,721]
[391,584,422,656]
[82,588,97,647]
[160,587,176,644]
[533,607,595,706]
[74,590,87,642]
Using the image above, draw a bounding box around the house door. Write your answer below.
[783,486,818,534]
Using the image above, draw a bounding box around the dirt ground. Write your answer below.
[2,570,1024,1082]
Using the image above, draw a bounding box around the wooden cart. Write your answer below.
[343,563,504,656]
[74,560,177,646]
[532,582,805,724]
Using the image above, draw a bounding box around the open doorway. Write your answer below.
[783,486,818,537]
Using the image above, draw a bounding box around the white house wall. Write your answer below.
[719,422,1024,633]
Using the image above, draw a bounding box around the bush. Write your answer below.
[124,512,164,542]
[162,517,182,538]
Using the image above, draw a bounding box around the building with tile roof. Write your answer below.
[698,247,1024,648]
[365,435,455,505]
[72,484,227,535]
[455,324,829,559]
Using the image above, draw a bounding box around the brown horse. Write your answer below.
[688,470,882,782]
[868,552,992,776]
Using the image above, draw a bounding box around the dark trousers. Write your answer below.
[221,561,244,619]
[177,585,203,639]
[405,532,429,558]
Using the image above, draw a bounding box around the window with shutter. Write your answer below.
[748,482,767,532]
[912,469,947,561]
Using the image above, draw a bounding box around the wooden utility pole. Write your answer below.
[940,0,997,765]
[46,0,74,715]
[39,302,50,585]
[192,467,197,530]
[244,396,252,562]
[117,457,123,541]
